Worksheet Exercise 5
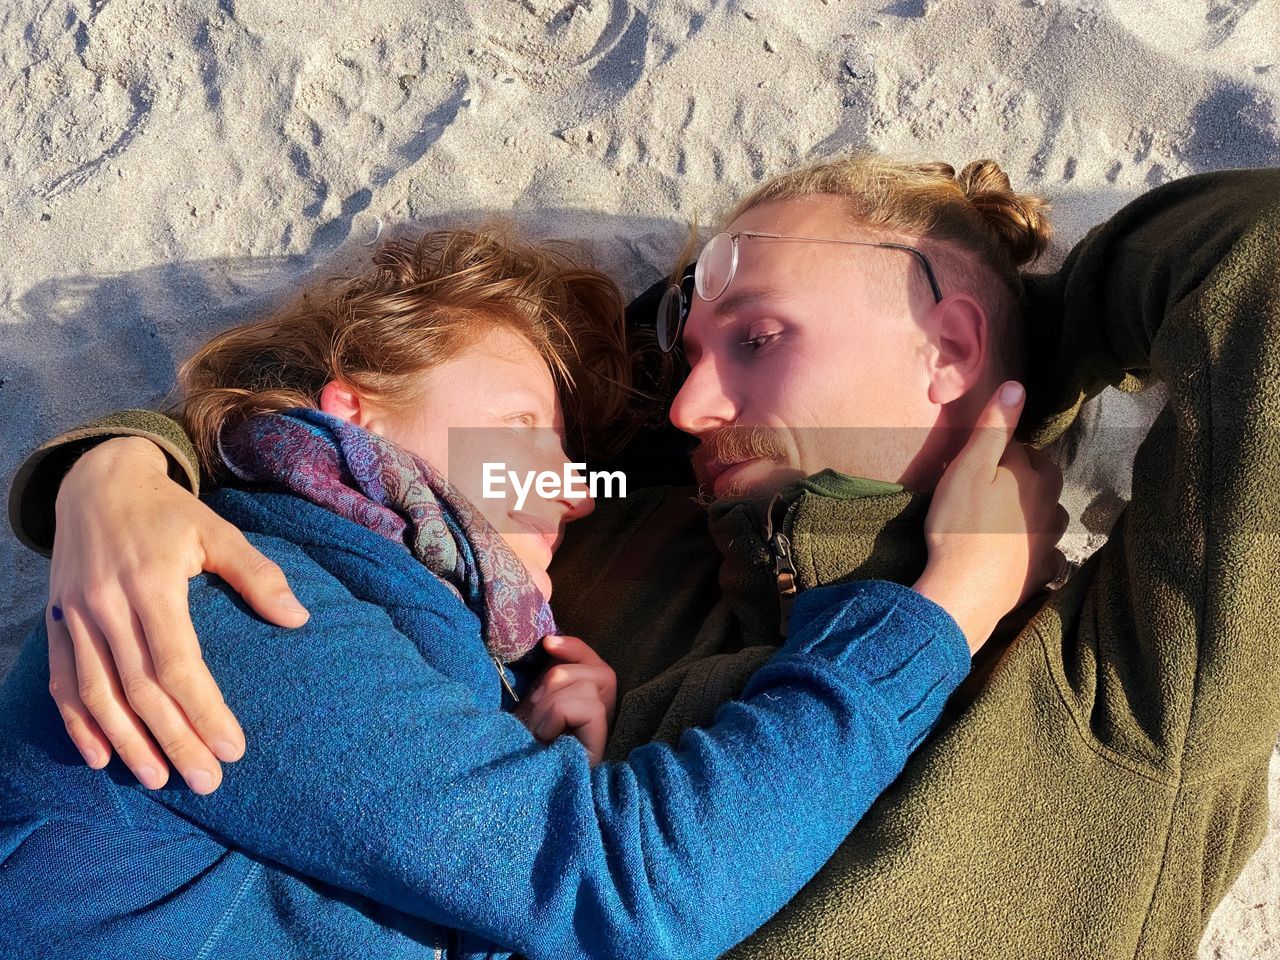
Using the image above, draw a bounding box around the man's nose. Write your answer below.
[669,356,738,436]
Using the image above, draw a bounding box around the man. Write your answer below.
[10,155,1280,958]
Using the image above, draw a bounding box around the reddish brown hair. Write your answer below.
[178,226,633,481]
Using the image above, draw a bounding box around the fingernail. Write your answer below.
[543,635,562,647]
[188,769,215,793]
[81,745,105,768]
[280,594,309,618]
[1000,382,1024,406]
[212,739,240,762]
[529,686,544,704]
[137,765,164,790]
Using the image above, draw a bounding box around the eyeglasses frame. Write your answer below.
[656,230,945,354]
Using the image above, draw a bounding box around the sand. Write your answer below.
[1,0,1278,954]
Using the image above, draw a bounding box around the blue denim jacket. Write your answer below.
[0,487,969,960]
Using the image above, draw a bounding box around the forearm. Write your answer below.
[528,585,967,958]
[1021,167,1280,446]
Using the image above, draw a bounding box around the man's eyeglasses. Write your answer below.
[656,230,945,353]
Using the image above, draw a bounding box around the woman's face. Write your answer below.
[325,326,594,601]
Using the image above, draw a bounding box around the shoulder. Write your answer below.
[186,488,480,675]
[199,486,461,605]
[183,541,475,717]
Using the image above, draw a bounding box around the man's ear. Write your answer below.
[925,294,988,405]
[319,381,375,428]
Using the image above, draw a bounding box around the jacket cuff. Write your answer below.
[780,580,971,752]
[7,409,201,557]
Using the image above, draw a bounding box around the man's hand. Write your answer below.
[915,381,1069,653]
[516,635,617,766]
[47,436,310,793]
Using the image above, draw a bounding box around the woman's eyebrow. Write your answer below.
[490,385,555,419]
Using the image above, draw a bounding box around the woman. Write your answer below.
[0,226,1060,959]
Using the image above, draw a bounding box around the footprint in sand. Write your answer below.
[11,4,157,202]
[460,0,649,93]
[1108,0,1265,53]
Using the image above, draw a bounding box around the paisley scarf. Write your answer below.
[220,408,555,664]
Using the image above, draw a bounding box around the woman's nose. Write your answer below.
[560,463,596,521]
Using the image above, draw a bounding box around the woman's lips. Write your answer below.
[511,513,561,556]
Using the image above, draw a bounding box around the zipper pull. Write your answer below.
[772,529,798,636]
[492,654,521,704]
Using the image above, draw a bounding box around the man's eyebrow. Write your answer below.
[713,288,790,318]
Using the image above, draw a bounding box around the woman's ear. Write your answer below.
[319,381,372,427]
[925,294,988,405]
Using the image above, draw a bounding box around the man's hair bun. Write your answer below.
[953,159,1052,267]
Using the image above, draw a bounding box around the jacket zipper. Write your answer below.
[694,492,801,726]
[696,656,734,727]
[491,654,520,704]
[764,491,800,636]
[771,528,798,636]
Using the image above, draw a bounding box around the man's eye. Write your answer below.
[739,332,780,351]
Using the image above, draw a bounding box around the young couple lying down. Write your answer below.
[3,154,1279,960]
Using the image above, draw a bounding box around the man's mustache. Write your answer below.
[691,425,790,481]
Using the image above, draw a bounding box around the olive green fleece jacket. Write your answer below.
[9,168,1280,960]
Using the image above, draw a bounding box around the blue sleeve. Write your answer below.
[158,544,969,960]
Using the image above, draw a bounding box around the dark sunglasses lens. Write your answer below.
[656,285,685,353]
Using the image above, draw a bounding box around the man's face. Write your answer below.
[670,195,945,499]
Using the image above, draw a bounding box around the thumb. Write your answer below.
[953,381,1025,481]
[204,524,310,628]
[542,634,606,668]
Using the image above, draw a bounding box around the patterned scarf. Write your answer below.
[220,408,555,663]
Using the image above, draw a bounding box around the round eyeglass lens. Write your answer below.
[656,283,686,352]
[694,232,736,301]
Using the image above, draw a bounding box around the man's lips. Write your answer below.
[709,458,765,494]
[701,456,736,487]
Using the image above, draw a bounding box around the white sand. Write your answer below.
[1,0,1278,954]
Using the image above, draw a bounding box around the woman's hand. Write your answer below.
[516,635,617,766]
[914,381,1068,654]
[47,436,311,793]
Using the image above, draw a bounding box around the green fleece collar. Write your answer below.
[796,468,905,501]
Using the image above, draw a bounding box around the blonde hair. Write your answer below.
[725,153,1052,375]
[178,226,633,482]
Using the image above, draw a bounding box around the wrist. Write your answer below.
[81,435,169,474]
[911,568,993,655]
[58,436,170,508]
